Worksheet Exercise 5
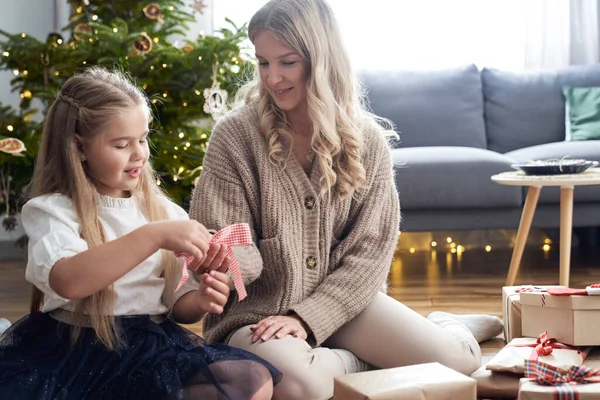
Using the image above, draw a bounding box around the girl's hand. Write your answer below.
[195,270,230,314]
[148,220,211,270]
[250,315,309,343]
[195,243,231,273]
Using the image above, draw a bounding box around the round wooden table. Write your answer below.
[492,168,600,287]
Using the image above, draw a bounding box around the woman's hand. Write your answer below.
[194,243,232,273]
[195,270,231,314]
[250,315,310,343]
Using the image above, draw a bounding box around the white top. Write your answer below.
[491,168,600,187]
[21,193,199,315]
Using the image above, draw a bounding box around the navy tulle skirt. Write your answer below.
[0,312,281,399]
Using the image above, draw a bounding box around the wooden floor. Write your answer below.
[2,241,600,342]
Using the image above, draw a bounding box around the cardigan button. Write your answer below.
[305,256,317,269]
[304,196,316,210]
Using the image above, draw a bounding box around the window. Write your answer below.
[213,0,531,70]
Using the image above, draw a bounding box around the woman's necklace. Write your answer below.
[307,149,315,163]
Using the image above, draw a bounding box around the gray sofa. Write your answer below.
[361,64,600,232]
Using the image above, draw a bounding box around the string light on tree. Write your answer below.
[0,0,251,209]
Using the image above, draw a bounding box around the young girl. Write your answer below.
[0,67,280,400]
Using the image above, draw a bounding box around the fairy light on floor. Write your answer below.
[456,245,465,263]
[542,244,551,252]
[399,231,554,257]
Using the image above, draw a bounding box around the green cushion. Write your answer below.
[563,86,600,141]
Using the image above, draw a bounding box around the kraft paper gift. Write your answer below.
[471,365,520,398]
[486,334,588,375]
[521,291,600,346]
[502,286,557,343]
[518,359,600,400]
[333,362,476,400]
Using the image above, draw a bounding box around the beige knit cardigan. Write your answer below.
[189,104,400,346]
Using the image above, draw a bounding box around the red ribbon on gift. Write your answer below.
[524,359,600,400]
[512,332,585,362]
[175,223,253,301]
[515,286,549,293]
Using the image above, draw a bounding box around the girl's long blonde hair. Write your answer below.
[237,0,392,199]
[28,67,178,350]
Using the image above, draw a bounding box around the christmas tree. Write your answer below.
[0,0,252,233]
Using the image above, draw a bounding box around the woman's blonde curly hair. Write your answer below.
[236,0,395,200]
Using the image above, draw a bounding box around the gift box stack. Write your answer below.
[474,284,600,399]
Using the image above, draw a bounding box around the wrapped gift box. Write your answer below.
[333,362,476,400]
[521,291,600,346]
[486,336,587,374]
[519,378,600,399]
[471,365,520,398]
[518,359,600,399]
[475,345,600,399]
[502,286,557,342]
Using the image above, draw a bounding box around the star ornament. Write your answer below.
[193,0,207,14]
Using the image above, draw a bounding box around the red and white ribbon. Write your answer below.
[175,223,253,301]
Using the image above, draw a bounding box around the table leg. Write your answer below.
[559,186,574,287]
[506,186,541,286]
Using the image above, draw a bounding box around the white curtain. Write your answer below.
[212,0,600,71]
[569,0,599,65]
[524,0,599,69]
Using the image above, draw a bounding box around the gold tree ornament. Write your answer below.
[193,0,207,14]
[143,3,163,22]
[73,23,92,41]
[182,44,193,53]
[133,32,153,55]
[0,138,26,155]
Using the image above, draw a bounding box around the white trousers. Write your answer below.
[228,292,482,400]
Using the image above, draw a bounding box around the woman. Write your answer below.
[190,0,501,398]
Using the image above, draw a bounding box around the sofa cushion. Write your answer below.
[392,146,522,210]
[505,141,600,205]
[563,86,600,141]
[360,64,486,149]
[482,65,600,154]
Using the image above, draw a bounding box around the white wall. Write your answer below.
[0,0,61,110]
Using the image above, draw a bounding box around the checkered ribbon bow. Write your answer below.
[525,359,600,400]
[175,223,253,301]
